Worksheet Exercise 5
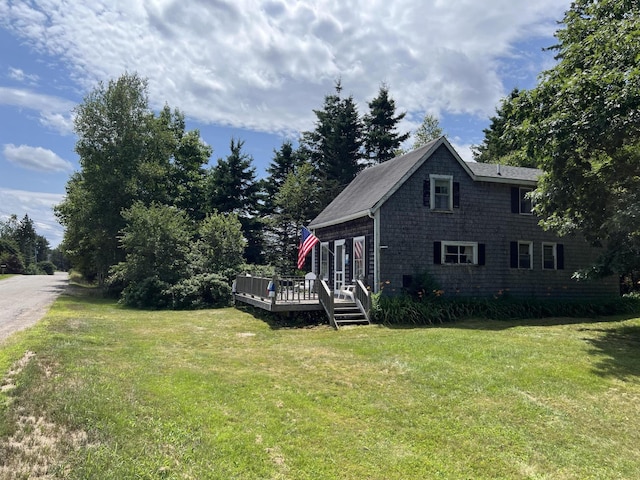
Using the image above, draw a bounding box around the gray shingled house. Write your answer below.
[308,136,618,299]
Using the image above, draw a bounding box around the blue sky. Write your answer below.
[0,0,570,247]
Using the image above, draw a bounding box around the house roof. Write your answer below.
[466,162,542,183]
[309,136,543,229]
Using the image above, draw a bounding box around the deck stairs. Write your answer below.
[333,301,370,328]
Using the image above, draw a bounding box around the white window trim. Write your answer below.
[518,241,533,270]
[441,241,478,265]
[353,236,365,281]
[430,174,453,211]
[519,187,533,215]
[542,242,557,270]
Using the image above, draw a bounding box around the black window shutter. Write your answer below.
[510,241,518,268]
[557,244,565,270]
[511,187,520,213]
[423,180,430,207]
[433,241,442,264]
[478,243,486,265]
[453,182,460,208]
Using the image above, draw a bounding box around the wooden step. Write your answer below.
[333,303,370,327]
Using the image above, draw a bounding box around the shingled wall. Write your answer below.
[378,145,619,299]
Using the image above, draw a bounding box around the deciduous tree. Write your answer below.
[411,114,444,150]
[521,0,640,277]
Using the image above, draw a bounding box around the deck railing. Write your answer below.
[274,276,318,302]
[235,275,272,300]
[234,275,318,303]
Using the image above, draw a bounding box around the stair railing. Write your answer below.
[354,280,371,323]
[318,279,336,328]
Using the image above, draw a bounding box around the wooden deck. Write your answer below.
[233,275,323,312]
[233,275,372,328]
[234,292,324,312]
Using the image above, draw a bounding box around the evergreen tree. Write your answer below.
[301,81,363,209]
[207,138,264,264]
[273,163,321,273]
[263,140,304,214]
[363,85,409,165]
[14,214,37,267]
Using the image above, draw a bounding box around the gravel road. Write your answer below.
[0,272,69,343]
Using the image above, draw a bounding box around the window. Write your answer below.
[510,241,533,269]
[542,243,556,270]
[434,177,451,210]
[438,241,479,265]
[319,242,329,280]
[424,176,460,209]
[353,236,365,281]
[511,187,533,214]
[542,243,564,270]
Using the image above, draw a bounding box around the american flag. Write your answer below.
[354,239,363,260]
[297,227,320,270]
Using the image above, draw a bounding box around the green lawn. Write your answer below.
[1,293,640,479]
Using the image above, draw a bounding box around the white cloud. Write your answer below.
[1,0,570,136]
[0,189,65,247]
[0,87,75,135]
[8,67,39,84]
[3,144,73,173]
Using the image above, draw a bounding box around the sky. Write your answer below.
[0,0,571,248]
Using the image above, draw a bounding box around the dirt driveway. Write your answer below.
[0,272,69,343]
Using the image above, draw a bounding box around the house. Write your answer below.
[308,136,618,299]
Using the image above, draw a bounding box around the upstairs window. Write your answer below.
[434,177,451,210]
[424,175,460,210]
[511,187,533,214]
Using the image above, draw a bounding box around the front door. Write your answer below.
[334,240,345,291]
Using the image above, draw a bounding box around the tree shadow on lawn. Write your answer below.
[388,315,637,332]
[580,323,640,379]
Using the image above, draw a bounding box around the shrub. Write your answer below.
[120,277,172,309]
[0,251,24,273]
[37,261,56,275]
[167,273,232,310]
[403,270,441,301]
[371,294,640,326]
[25,263,41,275]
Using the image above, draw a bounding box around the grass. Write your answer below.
[1,293,640,479]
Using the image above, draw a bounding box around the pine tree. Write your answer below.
[207,138,264,264]
[363,85,409,165]
[263,140,303,214]
[301,80,363,209]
